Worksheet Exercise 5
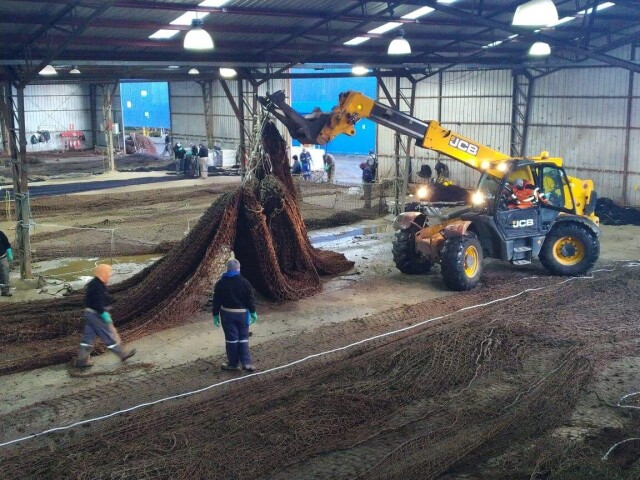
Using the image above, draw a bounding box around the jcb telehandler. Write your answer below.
[259,90,600,291]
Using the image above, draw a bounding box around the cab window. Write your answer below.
[540,166,568,208]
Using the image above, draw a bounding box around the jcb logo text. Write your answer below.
[449,136,479,156]
[512,219,534,228]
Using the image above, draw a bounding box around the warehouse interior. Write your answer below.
[2,1,640,479]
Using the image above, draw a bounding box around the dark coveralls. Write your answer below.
[212,272,256,368]
[80,277,119,349]
[0,231,11,296]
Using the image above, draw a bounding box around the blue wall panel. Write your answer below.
[291,70,376,155]
[120,82,170,129]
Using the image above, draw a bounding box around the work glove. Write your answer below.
[213,314,221,327]
[6,248,13,262]
[249,311,258,325]
[100,311,113,323]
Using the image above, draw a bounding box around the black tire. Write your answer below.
[539,222,599,276]
[440,234,483,291]
[392,228,433,275]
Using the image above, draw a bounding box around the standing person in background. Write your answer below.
[212,259,257,372]
[360,160,375,208]
[300,147,312,181]
[162,133,172,157]
[0,230,13,297]
[198,143,209,179]
[173,142,186,175]
[367,149,378,181]
[75,264,136,368]
[291,155,302,175]
[322,153,336,183]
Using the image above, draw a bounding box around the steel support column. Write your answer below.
[15,84,32,278]
[101,84,116,172]
[238,78,247,175]
[510,70,533,157]
[89,84,97,149]
[201,80,215,148]
[387,75,416,215]
[622,43,637,204]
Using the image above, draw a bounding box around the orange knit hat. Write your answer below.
[94,264,113,284]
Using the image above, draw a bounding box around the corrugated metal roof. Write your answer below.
[1,0,639,83]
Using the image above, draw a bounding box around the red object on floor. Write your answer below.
[60,130,85,150]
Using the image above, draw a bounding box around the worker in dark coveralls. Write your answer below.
[212,258,257,372]
[76,264,136,368]
[0,229,13,296]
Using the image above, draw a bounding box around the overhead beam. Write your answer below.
[411,0,640,73]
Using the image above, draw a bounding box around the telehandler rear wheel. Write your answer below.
[392,228,433,274]
[440,233,483,291]
[539,223,599,276]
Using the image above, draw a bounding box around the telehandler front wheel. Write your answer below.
[392,228,433,275]
[539,223,599,276]
[440,233,483,291]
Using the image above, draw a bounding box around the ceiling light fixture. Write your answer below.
[189,68,200,75]
[529,41,551,56]
[512,0,559,27]
[388,29,411,55]
[351,65,369,75]
[39,65,57,75]
[219,67,237,78]
[184,18,214,50]
[69,66,81,74]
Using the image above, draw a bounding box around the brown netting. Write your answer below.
[0,120,353,374]
[2,265,640,478]
[125,132,158,155]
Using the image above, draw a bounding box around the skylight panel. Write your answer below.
[482,40,503,49]
[402,7,434,20]
[548,16,575,26]
[149,29,179,39]
[170,11,209,26]
[367,22,402,35]
[344,37,370,46]
[577,2,615,15]
[199,0,231,6]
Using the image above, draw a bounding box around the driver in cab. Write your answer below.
[507,178,548,209]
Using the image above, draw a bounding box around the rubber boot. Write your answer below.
[110,344,136,362]
[76,345,94,368]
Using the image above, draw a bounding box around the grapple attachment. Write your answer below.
[258,90,332,145]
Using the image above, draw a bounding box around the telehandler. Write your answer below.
[259,90,600,291]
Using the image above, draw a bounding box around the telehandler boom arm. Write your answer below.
[259,89,510,174]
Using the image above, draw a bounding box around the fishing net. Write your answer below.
[7,264,640,479]
[0,120,353,374]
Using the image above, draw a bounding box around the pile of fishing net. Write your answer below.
[0,120,353,374]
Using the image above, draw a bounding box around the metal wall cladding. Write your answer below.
[632,89,640,128]
[625,173,640,206]
[530,97,628,128]
[527,126,627,169]
[442,69,512,97]
[20,83,93,152]
[535,67,629,97]
[441,96,511,124]
[169,82,205,140]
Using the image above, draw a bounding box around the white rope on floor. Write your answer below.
[0,262,636,449]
